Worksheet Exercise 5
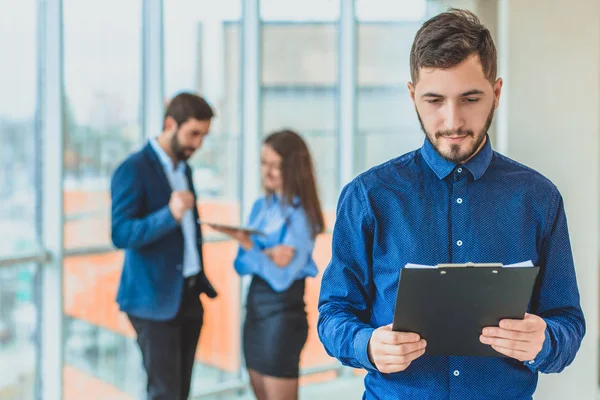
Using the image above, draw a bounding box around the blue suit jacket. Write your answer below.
[110,143,217,321]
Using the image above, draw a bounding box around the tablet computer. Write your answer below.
[200,221,265,236]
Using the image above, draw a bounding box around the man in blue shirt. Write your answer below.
[111,93,217,399]
[317,9,585,400]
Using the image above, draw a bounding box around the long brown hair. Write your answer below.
[263,130,324,238]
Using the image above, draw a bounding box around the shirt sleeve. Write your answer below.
[234,202,315,292]
[317,178,378,371]
[525,191,586,373]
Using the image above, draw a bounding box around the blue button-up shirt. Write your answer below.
[317,137,585,399]
[234,195,318,292]
[150,138,201,278]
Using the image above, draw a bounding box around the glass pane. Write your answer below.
[63,244,241,398]
[62,0,142,398]
[63,252,145,399]
[355,0,426,21]
[260,3,340,377]
[0,264,38,399]
[164,0,244,394]
[62,0,142,250]
[0,0,39,257]
[164,0,243,230]
[261,0,340,21]
[261,23,339,212]
[355,21,425,175]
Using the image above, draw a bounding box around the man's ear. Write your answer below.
[408,82,416,105]
[493,78,503,109]
[164,116,178,133]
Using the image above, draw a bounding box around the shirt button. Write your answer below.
[457,168,463,173]
[528,360,535,365]
[453,370,460,376]
[456,240,463,247]
[456,198,463,204]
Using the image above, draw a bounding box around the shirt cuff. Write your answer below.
[524,327,552,371]
[354,327,377,372]
[238,246,262,263]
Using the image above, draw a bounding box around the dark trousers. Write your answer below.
[128,276,204,400]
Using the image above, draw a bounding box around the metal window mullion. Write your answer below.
[39,0,65,398]
[338,0,357,189]
[239,0,261,385]
[141,0,164,141]
[337,0,357,378]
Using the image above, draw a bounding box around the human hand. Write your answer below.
[480,313,547,361]
[169,191,195,222]
[264,245,295,267]
[367,324,427,373]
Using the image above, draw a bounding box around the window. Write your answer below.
[0,1,40,395]
[62,0,142,250]
[355,0,426,174]
[164,0,244,393]
[0,0,39,258]
[260,0,341,375]
[261,1,340,212]
[62,1,144,397]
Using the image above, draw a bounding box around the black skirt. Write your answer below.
[243,276,308,378]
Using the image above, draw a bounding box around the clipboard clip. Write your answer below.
[437,262,503,276]
[437,262,503,268]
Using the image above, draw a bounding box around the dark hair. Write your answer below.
[163,92,214,129]
[410,9,497,84]
[263,130,324,238]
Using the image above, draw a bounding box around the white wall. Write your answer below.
[497,0,600,398]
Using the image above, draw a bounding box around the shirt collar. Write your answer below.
[421,135,493,181]
[150,138,185,173]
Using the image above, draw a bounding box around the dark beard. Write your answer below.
[417,104,495,163]
[170,130,191,161]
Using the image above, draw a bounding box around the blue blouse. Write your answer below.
[234,195,318,292]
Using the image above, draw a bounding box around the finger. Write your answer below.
[378,330,420,345]
[239,233,251,241]
[381,340,427,356]
[180,190,194,198]
[377,362,411,374]
[279,258,292,267]
[524,313,547,327]
[490,345,529,361]
[276,247,294,254]
[481,327,530,341]
[173,191,192,200]
[480,336,529,351]
[498,318,539,332]
[378,347,426,365]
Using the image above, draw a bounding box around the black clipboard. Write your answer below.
[392,264,539,357]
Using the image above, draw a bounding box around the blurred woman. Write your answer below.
[211,129,324,400]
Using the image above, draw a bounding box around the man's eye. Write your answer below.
[464,98,480,103]
[425,99,441,104]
